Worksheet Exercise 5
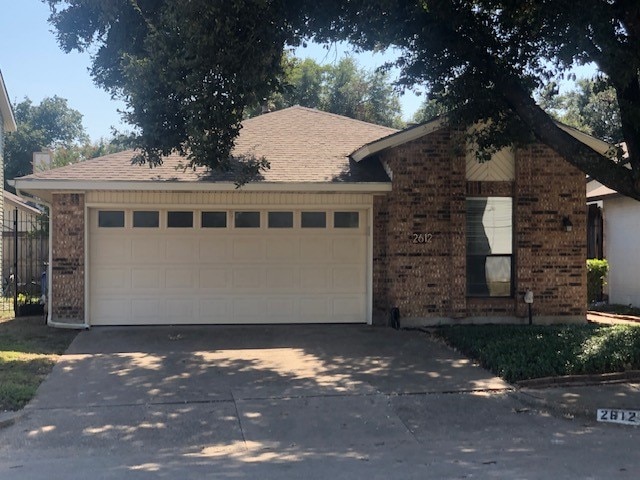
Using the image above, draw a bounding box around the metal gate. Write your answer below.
[1,207,48,317]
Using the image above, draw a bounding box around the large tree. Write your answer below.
[4,96,87,182]
[45,1,640,199]
[541,79,623,145]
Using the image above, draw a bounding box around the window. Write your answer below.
[334,212,359,228]
[234,211,260,228]
[268,211,293,228]
[466,197,513,297]
[201,211,227,228]
[98,211,124,228]
[167,211,193,228]
[301,211,326,228]
[133,211,159,228]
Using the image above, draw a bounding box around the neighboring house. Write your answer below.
[3,190,42,231]
[0,70,18,293]
[13,106,602,328]
[587,179,640,306]
[2,190,46,296]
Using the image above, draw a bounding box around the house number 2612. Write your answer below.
[412,233,433,244]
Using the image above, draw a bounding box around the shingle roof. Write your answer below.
[20,106,396,184]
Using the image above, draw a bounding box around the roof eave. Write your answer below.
[0,70,17,132]
[351,116,447,162]
[13,179,392,201]
[351,115,614,162]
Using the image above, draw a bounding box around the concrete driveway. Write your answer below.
[0,325,636,479]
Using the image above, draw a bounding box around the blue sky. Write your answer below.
[1,2,596,142]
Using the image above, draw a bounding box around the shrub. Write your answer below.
[587,259,609,303]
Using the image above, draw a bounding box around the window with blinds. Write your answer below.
[466,197,513,297]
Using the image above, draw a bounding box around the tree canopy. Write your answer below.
[4,96,88,182]
[540,79,623,145]
[45,0,640,199]
[247,56,403,128]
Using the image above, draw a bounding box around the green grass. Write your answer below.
[434,324,640,383]
[0,316,78,411]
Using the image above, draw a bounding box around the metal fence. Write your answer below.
[1,208,48,316]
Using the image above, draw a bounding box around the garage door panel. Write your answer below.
[332,267,365,291]
[199,298,230,317]
[199,268,229,289]
[266,238,298,260]
[93,267,130,290]
[165,299,196,321]
[131,268,162,289]
[92,237,129,264]
[300,297,329,316]
[299,238,330,260]
[333,297,364,317]
[266,297,295,317]
[266,267,296,289]
[166,238,197,262]
[233,268,263,288]
[131,298,162,319]
[233,297,264,318]
[166,268,196,289]
[92,298,130,324]
[300,267,328,289]
[132,238,162,261]
[199,238,229,262]
[332,238,364,262]
[233,238,264,261]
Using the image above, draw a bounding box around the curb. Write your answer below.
[510,389,593,419]
[587,311,640,323]
[0,410,22,429]
[517,370,640,389]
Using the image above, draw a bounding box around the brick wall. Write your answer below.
[51,193,85,325]
[372,128,586,325]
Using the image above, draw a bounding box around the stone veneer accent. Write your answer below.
[373,128,586,325]
[51,193,85,326]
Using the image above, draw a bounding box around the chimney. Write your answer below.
[32,151,52,173]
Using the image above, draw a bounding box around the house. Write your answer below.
[0,69,18,293]
[587,179,640,306]
[12,106,601,328]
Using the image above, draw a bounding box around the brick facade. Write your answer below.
[373,128,586,325]
[51,193,85,326]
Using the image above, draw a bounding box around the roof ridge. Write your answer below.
[246,105,399,133]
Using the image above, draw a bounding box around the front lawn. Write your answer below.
[434,324,640,383]
[0,316,77,412]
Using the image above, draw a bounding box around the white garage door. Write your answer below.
[88,208,368,325]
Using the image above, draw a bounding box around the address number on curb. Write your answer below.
[597,408,640,426]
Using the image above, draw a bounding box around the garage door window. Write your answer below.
[98,211,125,228]
[133,211,159,228]
[301,211,326,228]
[235,211,260,228]
[334,212,359,228]
[167,211,193,228]
[268,211,293,228]
[201,211,227,228]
